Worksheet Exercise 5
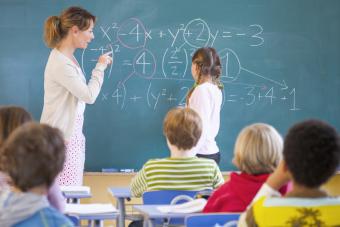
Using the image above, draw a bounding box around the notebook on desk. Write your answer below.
[65,203,118,215]
[60,186,91,195]
[157,198,207,213]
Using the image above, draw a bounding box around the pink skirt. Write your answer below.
[57,114,85,186]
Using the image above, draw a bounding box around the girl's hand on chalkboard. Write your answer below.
[98,51,113,66]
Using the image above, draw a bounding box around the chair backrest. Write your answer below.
[142,190,198,226]
[142,190,198,205]
[66,214,80,226]
[185,213,241,227]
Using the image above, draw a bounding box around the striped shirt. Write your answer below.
[130,157,224,197]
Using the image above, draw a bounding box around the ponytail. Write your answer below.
[44,16,62,48]
[43,6,96,48]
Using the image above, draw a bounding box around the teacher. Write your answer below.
[41,6,112,186]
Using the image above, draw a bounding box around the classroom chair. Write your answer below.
[143,190,197,204]
[142,190,198,226]
[185,213,240,227]
[66,214,80,226]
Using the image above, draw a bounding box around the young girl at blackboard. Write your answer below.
[203,123,287,213]
[186,47,223,164]
[41,7,112,186]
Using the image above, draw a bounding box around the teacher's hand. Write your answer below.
[98,51,113,65]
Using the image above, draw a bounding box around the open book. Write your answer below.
[60,186,91,195]
[65,203,117,215]
[157,198,207,213]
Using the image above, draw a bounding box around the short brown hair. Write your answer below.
[44,6,96,48]
[0,123,65,191]
[0,106,32,147]
[233,123,283,174]
[163,107,202,150]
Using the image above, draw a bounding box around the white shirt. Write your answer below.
[188,82,222,155]
[40,49,106,140]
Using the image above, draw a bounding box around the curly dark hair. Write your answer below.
[0,122,65,191]
[284,119,340,187]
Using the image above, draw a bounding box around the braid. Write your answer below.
[186,65,203,105]
[212,76,224,90]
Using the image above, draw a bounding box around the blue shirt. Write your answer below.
[14,207,74,227]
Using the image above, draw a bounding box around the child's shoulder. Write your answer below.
[195,157,218,165]
[193,83,222,97]
[16,207,74,227]
[144,157,171,165]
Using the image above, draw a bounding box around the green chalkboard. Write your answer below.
[0,0,339,171]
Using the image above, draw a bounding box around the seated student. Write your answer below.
[0,123,74,227]
[130,107,224,197]
[238,119,340,227]
[0,106,65,212]
[203,123,287,213]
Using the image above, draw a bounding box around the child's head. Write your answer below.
[191,47,222,84]
[163,107,202,151]
[233,123,283,175]
[284,119,340,188]
[0,106,32,146]
[187,47,223,105]
[0,122,65,192]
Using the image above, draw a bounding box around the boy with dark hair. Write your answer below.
[0,123,73,227]
[130,107,224,197]
[238,119,340,227]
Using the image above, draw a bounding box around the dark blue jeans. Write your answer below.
[197,152,221,165]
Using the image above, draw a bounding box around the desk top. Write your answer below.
[70,212,119,220]
[108,187,131,198]
[62,191,92,199]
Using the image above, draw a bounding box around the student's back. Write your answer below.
[130,107,224,197]
[252,196,340,226]
[204,123,286,213]
[132,157,222,196]
[239,119,340,227]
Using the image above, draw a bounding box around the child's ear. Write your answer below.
[282,160,288,171]
[232,155,240,169]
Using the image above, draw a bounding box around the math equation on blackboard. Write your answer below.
[81,18,300,111]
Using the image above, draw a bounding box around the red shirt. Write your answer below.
[203,172,287,213]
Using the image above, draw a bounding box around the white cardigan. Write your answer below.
[40,49,106,140]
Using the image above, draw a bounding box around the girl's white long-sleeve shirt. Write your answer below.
[188,82,222,155]
[40,49,105,140]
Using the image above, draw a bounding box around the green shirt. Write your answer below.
[131,157,224,197]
